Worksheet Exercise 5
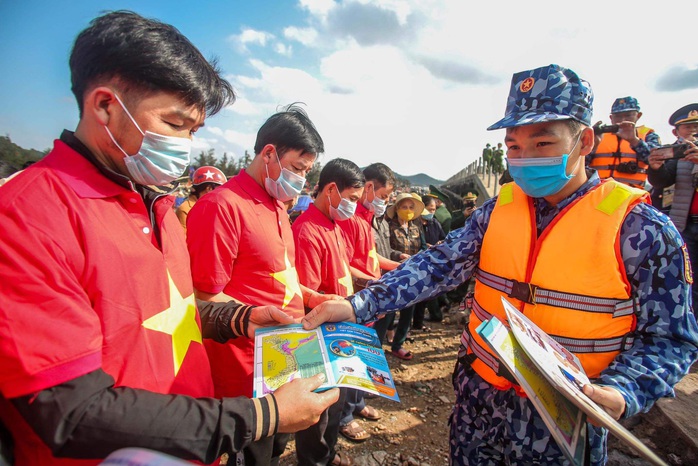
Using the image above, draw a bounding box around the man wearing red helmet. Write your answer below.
[175,166,226,235]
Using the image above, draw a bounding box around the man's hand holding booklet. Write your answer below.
[476,297,667,466]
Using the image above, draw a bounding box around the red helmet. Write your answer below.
[192,166,226,186]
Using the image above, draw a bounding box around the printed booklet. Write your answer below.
[253,322,400,402]
[475,297,667,466]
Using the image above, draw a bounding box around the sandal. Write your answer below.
[391,348,414,360]
[339,420,370,442]
[331,452,354,466]
[355,405,381,421]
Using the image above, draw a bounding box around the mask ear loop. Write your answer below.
[112,93,145,136]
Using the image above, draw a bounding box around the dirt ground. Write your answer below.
[277,308,698,466]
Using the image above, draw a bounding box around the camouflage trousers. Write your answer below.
[449,363,608,465]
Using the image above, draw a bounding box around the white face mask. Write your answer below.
[362,182,387,216]
[264,155,306,202]
[328,187,357,222]
[104,93,192,186]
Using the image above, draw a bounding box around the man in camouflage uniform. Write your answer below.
[302,64,698,465]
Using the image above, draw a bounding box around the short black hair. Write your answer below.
[69,10,235,117]
[422,195,436,207]
[254,103,324,158]
[315,158,365,196]
[363,163,396,189]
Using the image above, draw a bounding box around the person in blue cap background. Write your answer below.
[587,96,661,189]
[648,103,698,313]
[300,64,698,465]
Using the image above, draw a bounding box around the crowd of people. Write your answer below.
[1,9,698,466]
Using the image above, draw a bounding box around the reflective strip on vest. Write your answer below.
[466,180,647,388]
[590,132,652,188]
[474,268,637,317]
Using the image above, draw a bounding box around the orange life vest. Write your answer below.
[461,180,648,392]
[588,126,654,189]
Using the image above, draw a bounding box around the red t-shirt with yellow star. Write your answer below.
[292,204,354,297]
[187,170,305,397]
[337,202,381,279]
[0,141,213,465]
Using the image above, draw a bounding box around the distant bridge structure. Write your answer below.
[439,157,504,209]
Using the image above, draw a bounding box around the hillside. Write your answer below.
[0,136,47,178]
[397,172,444,187]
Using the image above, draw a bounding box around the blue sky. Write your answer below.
[1,0,697,180]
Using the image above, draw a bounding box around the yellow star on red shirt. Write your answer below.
[270,250,303,308]
[338,260,354,296]
[142,272,202,376]
[367,247,379,274]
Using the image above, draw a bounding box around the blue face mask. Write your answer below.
[105,93,192,186]
[328,188,357,222]
[361,182,387,216]
[422,213,434,221]
[264,155,306,202]
[506,135,581,198]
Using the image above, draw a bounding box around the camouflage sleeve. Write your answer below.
[599,204,698,418]
[349,198,494,324]
[631,131,661,163]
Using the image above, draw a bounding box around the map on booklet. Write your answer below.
[253,322,400,402]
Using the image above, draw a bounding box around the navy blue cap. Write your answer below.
[669,104,698,127]
[488,64,593,131]
[611,96,640,113]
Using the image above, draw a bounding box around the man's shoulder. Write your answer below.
[625,202,683,246]
[0,157,72,212]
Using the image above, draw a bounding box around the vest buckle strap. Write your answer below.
[613,297,638,317]
[509,279,538,305]
[552,334,635,354]
[460,330,519,385]
[471,298,491,323]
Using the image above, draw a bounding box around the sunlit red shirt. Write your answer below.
[292,203,354,297]
[187,169,304,397]
[338,202,381,279]
[0,140,212,465]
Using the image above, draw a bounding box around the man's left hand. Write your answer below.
[307,292,344,310]
[244,305,296,338]
[582,383,626,421]
[617,121,640,146]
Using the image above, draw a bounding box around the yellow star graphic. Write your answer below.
[367,247,379,274]
[338,260,354,295]
[270,250,303,308]
[142,272,202,376]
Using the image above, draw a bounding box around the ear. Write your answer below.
[84,87,118,126]
[326,182,338,196]
[672,128,679,138]
[637,112,643,120]
[261,144,276,164]
[579,126,595,157]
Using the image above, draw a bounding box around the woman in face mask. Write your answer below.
[384,192,426,360]
[291,158,366,465]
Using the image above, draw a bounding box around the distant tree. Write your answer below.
[239,150,253,170]
[218,152,238,177]
[0,135,47,178]
[306,160,323,193]
[192,148,217,168]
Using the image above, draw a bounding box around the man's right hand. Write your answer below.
[302,299,356,330]
[274,374,340,432]
[648,148,668,170]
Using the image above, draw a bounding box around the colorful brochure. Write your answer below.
[253,322,399,402]
[476,296,668,466]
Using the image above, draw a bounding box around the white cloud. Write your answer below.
[284,26,319,47]
[229,28,275,54]
[274,42,293,56]
[299,0,336,19]
[205,0,698,181]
